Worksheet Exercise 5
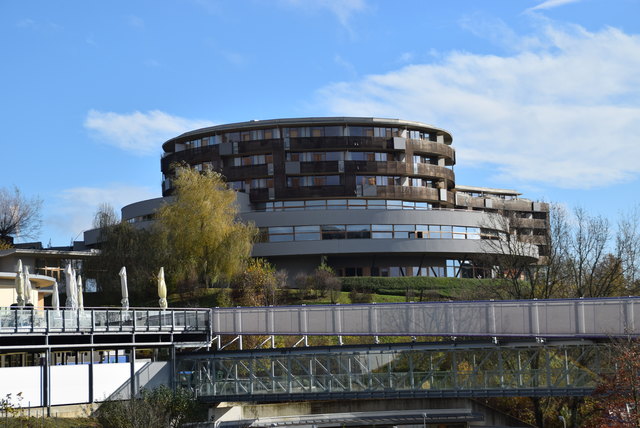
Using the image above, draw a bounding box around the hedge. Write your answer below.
[339,276,501,297]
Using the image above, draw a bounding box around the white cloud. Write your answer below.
[317,23,640,189]
[528,0,583,12]
[84,110,214,156]
[46,184,158,244]
[334,54,357,76]
[283,0,367,30]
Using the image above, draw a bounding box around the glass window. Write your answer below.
[349,126,364,137]
[346,225,371,239]
[324,126,342,137]
[311,127,324,137]
[394,225,415,232]
[325,175,341,185]
[325,151,344,161]
[295,225,320,233]
[305,200,325,209]
[327,199,346,209]
[368,199,385,208]
[270,234,293,242]
[372,224,393,231]
[321,225,346,240]
[269,227,293,234]
[372,232,393,239]
[387,200,402,210]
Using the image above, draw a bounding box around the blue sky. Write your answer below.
[1,0,639,246]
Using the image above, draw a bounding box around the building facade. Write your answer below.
[92,117,548,279]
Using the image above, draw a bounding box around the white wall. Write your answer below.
[50,365,89,405]
[0,360,171,408]
[0,366,42,407]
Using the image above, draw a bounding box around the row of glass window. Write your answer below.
[259,224,487,242]
[335,260,488,278]
[229,178,274,190]
[286,151,396,162]
[253,199,434,212]
[177,126,437,149]
[228,154,274,167]
[287,176,342,187]
[227,175,438,190]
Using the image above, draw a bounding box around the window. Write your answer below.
[346,225,370,239]
[268,226,293,242]
[295,225,321,241]
[324,126,343,137]
[321,225,346,240]
[287,175,342,187]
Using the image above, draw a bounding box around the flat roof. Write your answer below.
[0,248,97,260]
[455,184,522,196]
[163,116,453,151]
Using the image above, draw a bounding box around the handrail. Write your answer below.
[0,307,210,336]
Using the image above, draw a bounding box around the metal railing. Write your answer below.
[0,307,210,335]
[179,341,609,401]
[210,296,640,339]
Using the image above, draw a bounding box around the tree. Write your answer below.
[475,204,570,301]
[587,338,640,427]
[93,202,119,229]
[156,168,257,291]
[230,258,286,307]
[312,264,342,303]
[84,220,167,305]
[0,186,42,244]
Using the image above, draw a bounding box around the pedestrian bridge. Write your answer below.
[210,296,640,340]
[177,339,611,402]
[2,297,640,350]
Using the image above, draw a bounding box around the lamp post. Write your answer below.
[423,412,426,428]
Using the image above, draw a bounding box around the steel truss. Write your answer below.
[177,340,611,402]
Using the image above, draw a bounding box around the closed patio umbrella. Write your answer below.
[158,267,168,310]
[119,266,129,310]
[64,263,78,310]
[23,266,33,306]
[77,274,84,311]
[52,280,60,312]
[15,259,24,307]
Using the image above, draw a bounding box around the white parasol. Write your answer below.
[15,259,24,307]
[64,263,78,309]
[23,266,33,305]
[52,280,60,312]
[77,274,84,311]
[119,266,129,310]
[158,267,168,310]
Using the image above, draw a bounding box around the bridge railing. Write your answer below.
[211,297,640,338]
[179,341,610,401]
[0,307,210,335]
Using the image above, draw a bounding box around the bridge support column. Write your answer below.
[43,348,50,417]
[130,347,136,399]
[88,347,94,403]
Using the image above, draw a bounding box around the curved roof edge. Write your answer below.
[162,117,453,151]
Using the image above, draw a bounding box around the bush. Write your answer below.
[95,386,199,428]
[340,276,496,300]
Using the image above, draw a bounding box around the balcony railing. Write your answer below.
[0,307,210,335]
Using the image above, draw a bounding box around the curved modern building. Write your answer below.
[91,117,548,279]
